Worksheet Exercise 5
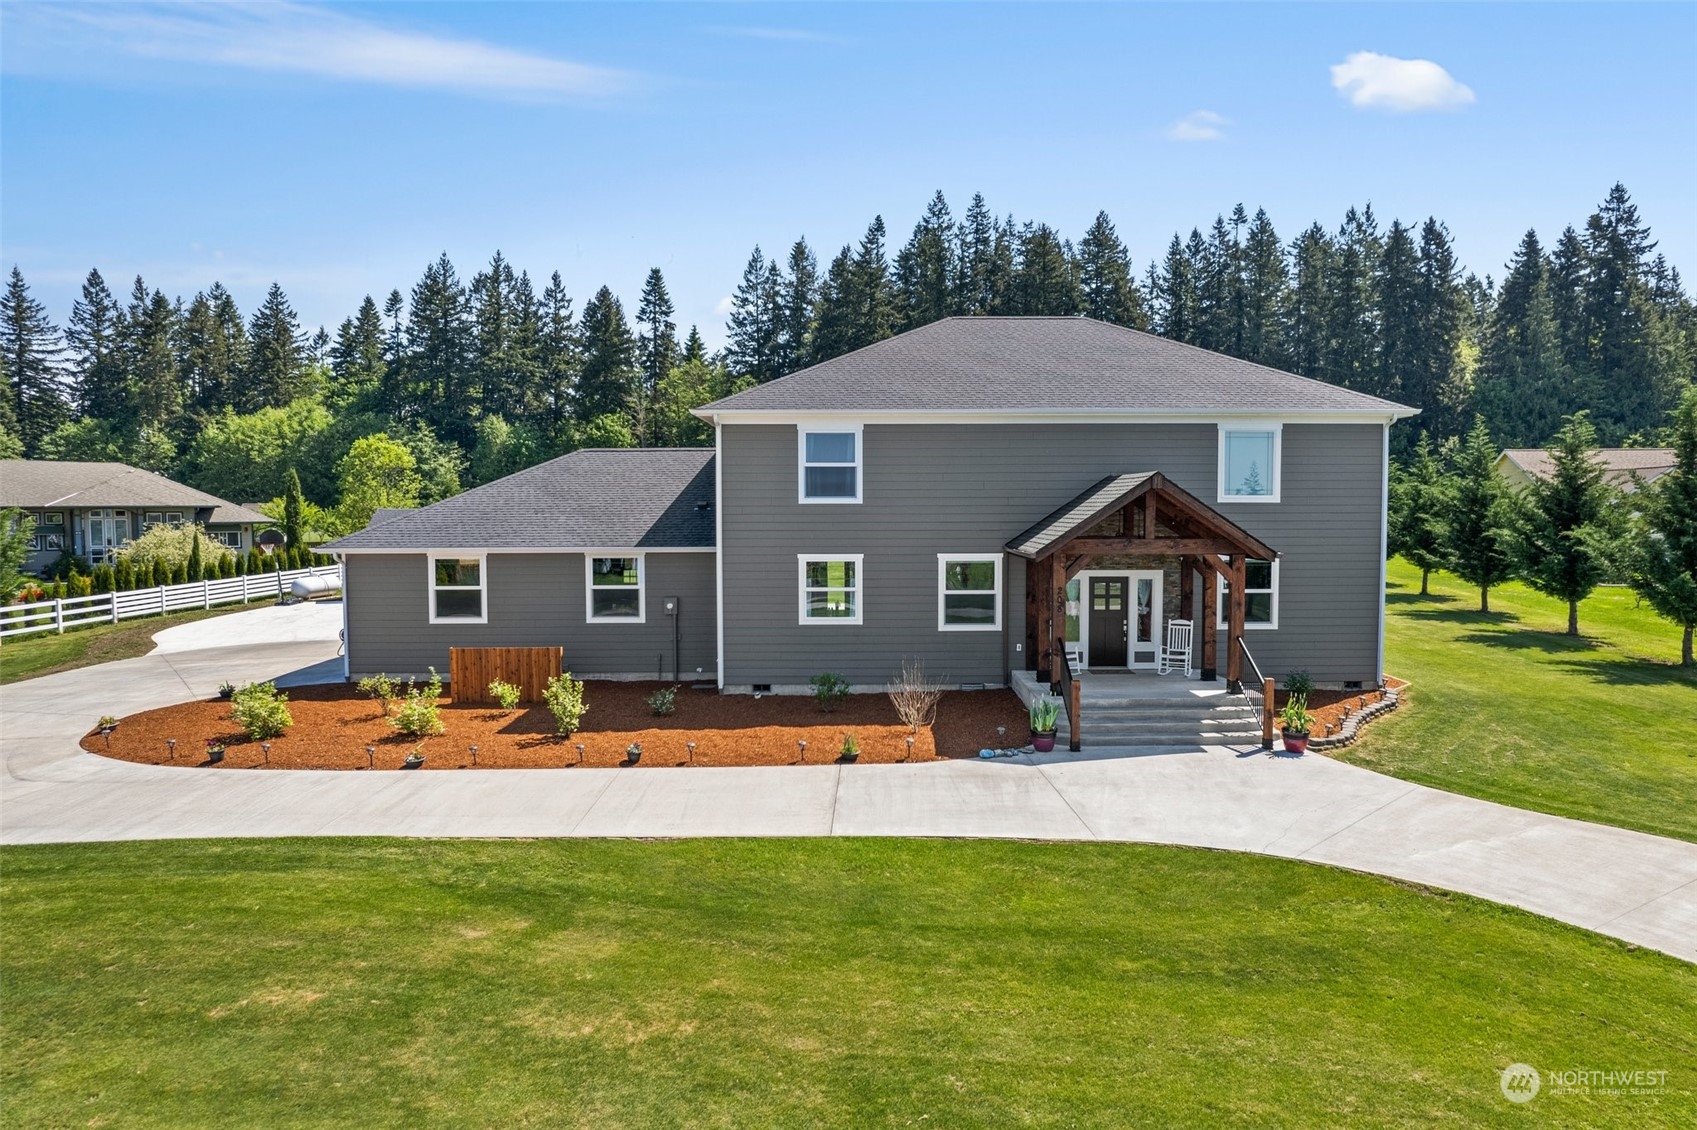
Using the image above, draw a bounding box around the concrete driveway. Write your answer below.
[3,601,1694,963]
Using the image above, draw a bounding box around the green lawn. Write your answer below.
[1345,559,1697,843]
[2,838,1692,1128]
[0,605,255,685]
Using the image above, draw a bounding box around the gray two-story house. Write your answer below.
[324,317,1415,699]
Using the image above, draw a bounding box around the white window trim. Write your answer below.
[427,552,488,625]
[936,553,1002,632]
[585,552,647,624]
[797,423,864,504]
[797,553,864,626]
[1217,558,1280,631]
[1217,422,1283,504]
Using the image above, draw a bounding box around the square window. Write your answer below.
[799,427,862,503]
[429,555,486,623]
[587,556,644,622]
[1219,426,1281,502]
[938,555,1001,630]
[800,556,863,624]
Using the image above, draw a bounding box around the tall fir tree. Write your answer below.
[121,277,185,435]
[1239,208,1286,365]
[1510,411,1613,634]
[1191,214,1240,354]
[894,190,956,331]
[1324,205,1382,393]
[954,192,996,315]
[807,246,857,364]
[1580,183,1663,441]
[405,254,475,447]
[1374,220,1422,405]
[329,296,388,414]
[1413,218,1468,438]
[1077,211,1146,328]
[575,285,637,424]
[470,252,541,427]
[724,247,784,382]
[1476,231,1572,446]
[1445,416,1519,612]
[846,216,896,348]
[537,272,578,444]
[244,282,309,410]
[1151,234,1198,343]
[66,268,127,422]
[777,239,817,376]
[634,268,679,445]
[1282,223,1333,378]
[0,267,68,454]
[681,325,707,365]
[1010,223,1080,316]
[1388,434,1452,594]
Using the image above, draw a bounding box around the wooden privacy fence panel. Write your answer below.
[449,647,563,704]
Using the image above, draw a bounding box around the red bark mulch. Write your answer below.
[1274,677,1408,740]
[82,682,1033,771]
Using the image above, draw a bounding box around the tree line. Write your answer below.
[2,183,1692,526]
[1391,390,1697,664]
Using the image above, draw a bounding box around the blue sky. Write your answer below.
[3,2,1693,350]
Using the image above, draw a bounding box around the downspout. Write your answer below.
[1376,420,1389,687]
[713,416,725,690]
[338,553,350,682]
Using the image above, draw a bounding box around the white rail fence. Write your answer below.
[0,564,341,641]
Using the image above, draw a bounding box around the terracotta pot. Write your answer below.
[1281,729,1310,754]
[1032,731,1057,753]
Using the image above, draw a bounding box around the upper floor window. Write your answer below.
[799,426,862,503]
[1219,425,1281,503]
[587,555,645,622]
[429,554,486,624]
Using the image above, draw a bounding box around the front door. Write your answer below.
[1087,577,1129,667]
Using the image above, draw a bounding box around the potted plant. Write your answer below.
[204,738,226,764]
[625,742,643,766]
[403,746,426,769]
[1029,698,1060,753]
[1278,693,1314,754]
[217,681,237,700]
[840,732,860,763]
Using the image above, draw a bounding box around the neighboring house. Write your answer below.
[324,317,1416,691]
[0,460,269,573]
[1496,447,1677,494]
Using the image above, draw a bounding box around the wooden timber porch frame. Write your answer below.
[1006,472,1279,693]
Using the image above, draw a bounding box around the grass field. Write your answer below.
[0,605,251,685]
[2,838,1692,1128]
[1347,559,1697,842]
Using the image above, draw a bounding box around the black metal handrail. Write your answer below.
[1238,638,1266,689]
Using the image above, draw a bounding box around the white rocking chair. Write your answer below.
[1159,619,1193,676]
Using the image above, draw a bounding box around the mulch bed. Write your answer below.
[1274,677,1409,741]
[82,682,1033,771]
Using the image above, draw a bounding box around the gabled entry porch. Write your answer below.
[1006,472,1279,750]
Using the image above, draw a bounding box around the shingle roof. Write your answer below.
[1500,448,1677,492]
[1005,471,1275,560]
[321,448,716,552]
[699,316,1415,416]
[0,460,264,521]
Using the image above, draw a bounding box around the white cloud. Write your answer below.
[1330,51,1475,112]
[713,295,735,317]
[1165,110,1228,142]
[3,2,636,99]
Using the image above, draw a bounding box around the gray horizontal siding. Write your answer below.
[346,552,716,682]
[720,421,1386,687]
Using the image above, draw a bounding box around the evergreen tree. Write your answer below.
[1599,387,1697,664]
[1509,411,1613,634]
[575,285,637,424]
[807,246,857,364]
[724,247,784,382]
[1077,211,1146,328]
[1548,226,1592,392]
[1388,434,1452,594]
[1581,183,1663,441]
[1324,205,1382,393]
[681,325,707,365]
[982,217,1017,314]
[777,239,817,376]
[281,466,308,552]
[121,278,185,434]
[954,192,996,315]
[894,190,956,331]
[1282,223,1333,378]
[1375,221,1423,404]
[66,269,127,421]
[179,288,247,416]
[245,282,309,410]
[1151,234,1198,342]
[329,296,388,414]
[470,252,521,424]
[1239,208,1286,364]
[1476,231,1572,446]
[1010,223,1080,316]
[634,267,679,445]
[1192,215,1239,353]
[1413,218,1468,437]
[1445,416,1518,612]
[537,272,579,445]
[847,216,896,348]
[0,267,69,454]
[405,254,475,447]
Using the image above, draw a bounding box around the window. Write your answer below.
[166,511,185,526]
[211,530,243,548]
[587,555,644,622]
[937,554,1001,631]
[798,426,862,503]
[1218,558,1279,630]
[1219,425,1281,502]
[144,512,163,528]
[429,554,486,623]
[798,555,863,624]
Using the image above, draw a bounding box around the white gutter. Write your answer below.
[691,407,1419,425]
[713,416,725,690]
[1377,421,1390,687]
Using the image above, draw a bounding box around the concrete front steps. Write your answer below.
[1013,670,1269,751]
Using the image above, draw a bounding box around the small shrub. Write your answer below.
[230,681,293,740]
[841,732,860,759]
[1278,692,1314,734]
[357,673,399,716]
[1285,670,1315,698]
[646,686,677,716]
[810,672,850,713]
[886,657,942,733]
[489,679,522,711]
[543,672,588,735]
[389,669,446,737]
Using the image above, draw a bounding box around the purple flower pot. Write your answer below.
[1032,731,1057,753]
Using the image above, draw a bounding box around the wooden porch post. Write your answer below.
[1179,556,1195,621]
[1199,557,1218,681]
[1034,554,1054,682]
[1023,558,1039,672]
[1050,558,1069,686]
[1226,554,1246,691]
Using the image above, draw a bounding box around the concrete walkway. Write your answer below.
[2,603,1693,963]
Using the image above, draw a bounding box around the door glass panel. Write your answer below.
[1136,578,1153,643]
